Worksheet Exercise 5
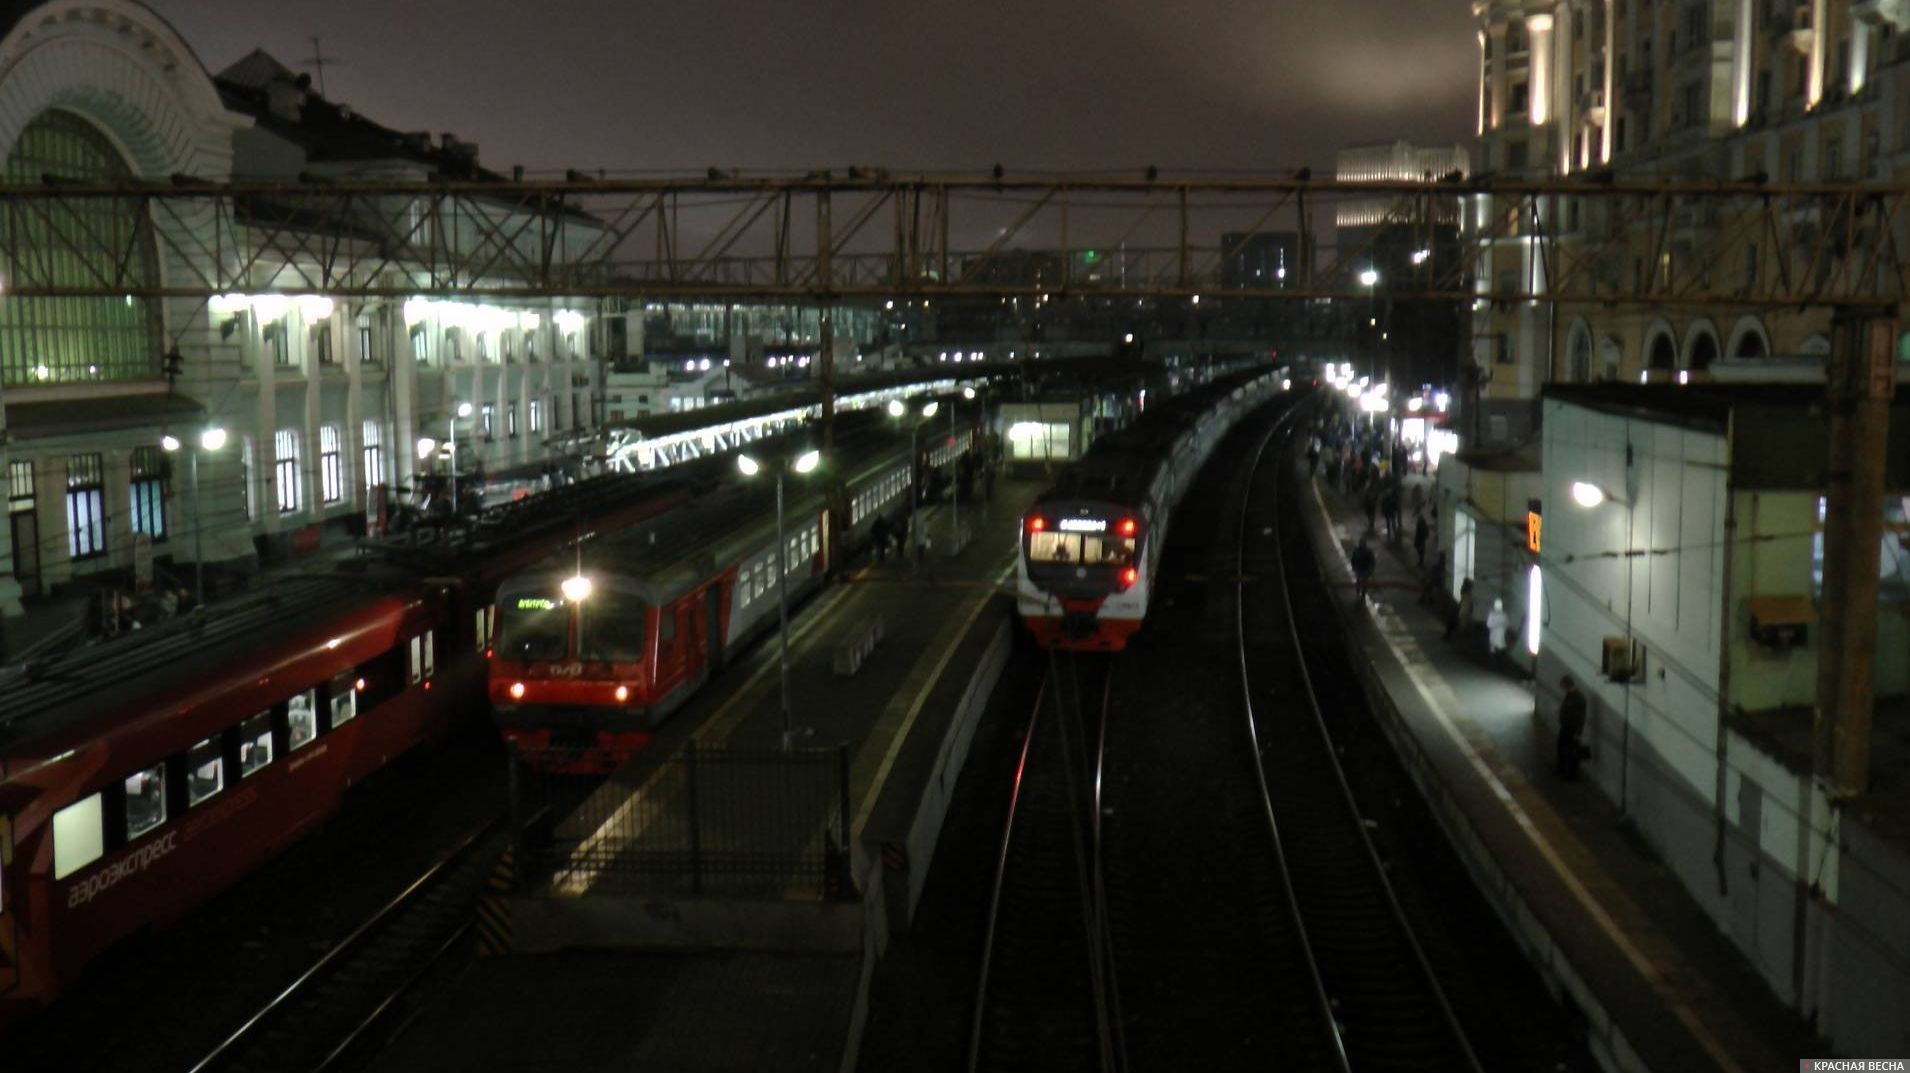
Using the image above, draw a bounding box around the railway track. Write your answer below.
[968,653,1120,1073]
[972,398,1485,1072]
[185,817,508,1073]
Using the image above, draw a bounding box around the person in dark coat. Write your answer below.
[1349,537,1377,603]
[1556,675,1588,780]
[870,515,890,563]
[1412,512,1430,567]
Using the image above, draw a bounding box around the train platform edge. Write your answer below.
[367,481,1038,1073]
[1294,454,1822,1073]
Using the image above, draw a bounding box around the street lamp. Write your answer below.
[448,401,474,515]
[161,426,228,607]
[1570,473,1636,812]
[737,446,824,749]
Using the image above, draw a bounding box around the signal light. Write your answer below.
[1117,517,1138,537]
[1120,567,1139,588]
[354,677,366,692]
[1026,516,1047,533]
[509,681,526,700]
[614,685,630,703]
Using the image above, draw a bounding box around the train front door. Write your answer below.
[0,813,17,994]
[8,510,38,599]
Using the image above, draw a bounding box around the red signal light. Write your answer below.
[1120,566,1139,588]
[1026,515,1047,533]
[1117,517,1138,537]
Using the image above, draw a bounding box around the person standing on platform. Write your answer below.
[1486,598,1510,660]
[1381,483,1401,540]
[1412,512,1430,568]
[870,515,890,563]
[1556,676,1588,780]
[1349,537,1376,604]
[1445,577,1474,642]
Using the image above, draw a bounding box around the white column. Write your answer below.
[1479,30,1491,135]
[1808,0,1828,107]
[1530,13,1556,127]
[1602,0,1617,160]
[1851,20,1871,95]
[1734,0,1756,125]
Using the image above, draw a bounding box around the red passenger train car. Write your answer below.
[0,467,696,1029]
[0,575,462,1028]
[490,415,983,771]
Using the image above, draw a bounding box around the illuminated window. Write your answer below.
[65,452,106,560]
[329,671,357,728]
[529,398,543,432]
[187,736,223,806]
[358,325,376,366]
[0,111,161,387]
[275,429,302,514]
[319,425,345,505]
[288,689,318,750]
[124,764,166,838]
[129,445,169,543]
[53,794,104,880]
[8,459,33,514]
[362,420,384,499]
[239,711,273,776]
[314,324,335,365]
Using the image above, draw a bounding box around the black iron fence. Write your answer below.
[510,742,855,900]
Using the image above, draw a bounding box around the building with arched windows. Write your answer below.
[0,2,603,621]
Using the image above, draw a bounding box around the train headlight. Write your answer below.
[509,681,526,700]
[614,685,630,703]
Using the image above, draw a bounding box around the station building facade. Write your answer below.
[1465,0,1910,446]
[0,3,604,620]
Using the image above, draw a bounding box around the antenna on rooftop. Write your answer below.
[303,36,343,97]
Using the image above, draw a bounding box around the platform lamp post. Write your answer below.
[161,426,228,608]
[1570,476,1636,813]
[1358,267,1380,384]
[738,447,823,750]
[886,398,939,511]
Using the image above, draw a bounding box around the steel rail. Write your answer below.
[184,816,504,1073]
[1254,410,1487,1073]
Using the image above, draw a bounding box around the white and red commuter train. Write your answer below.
[1016,369,1284,650]
[489,407,985,772]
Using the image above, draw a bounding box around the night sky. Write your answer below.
[147,0,1478,178]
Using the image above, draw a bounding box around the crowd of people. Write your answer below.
[1308,412,1587,782]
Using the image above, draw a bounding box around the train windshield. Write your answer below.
[577,588,648,663]
[1028,531,1135,566]
[496,592,572,661]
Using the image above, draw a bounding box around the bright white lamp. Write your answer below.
[561,575,592,602]
[793,450,821,474]
[737,454,761,476]
[200,427,227,451]
[1570,481,1607,508]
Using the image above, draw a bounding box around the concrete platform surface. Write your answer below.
[1303,460,1823,1073]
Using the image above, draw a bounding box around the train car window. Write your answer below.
[474,605,496,653]
[408,636,423,684]
[328,670,357,728]
[124,765,166,839]
[495,593,570,661]
[288,689,319,750]
[577,589,646,662]
[1027,532,1137,566]
[422,631,436,679]
[52,794,104,880]
[356,648,405,710]
[738,573,752,609]
[239,712,274,776]
[187,738,224,806]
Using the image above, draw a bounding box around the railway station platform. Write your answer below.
[1297,461,1822,1073]
[369,480,1038,1073]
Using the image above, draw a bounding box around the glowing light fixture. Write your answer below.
[1526,566,1544,656]
[200,427,228,451]
[1570,481,1607,508]
[614,685,630,703]
[737,454,761,476]
[416,436,439,460]
[920,401,940,418]
[159,434,181,452]
[1358,269,1380,287]
[887,399,906,417]
[561,574,593,602]
[793,449,821,474]
[509,681,527,700]
[963,387,977,399]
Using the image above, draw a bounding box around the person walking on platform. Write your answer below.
[1412,512,1430,568]
[1349,537,1376,604]
[1444,577,1474,641]
[1486,598,1510,661]
[1381,484,1401,540]
[1361,485,1380,535]
[1556,676,1588,780]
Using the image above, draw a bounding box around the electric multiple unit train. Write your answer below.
[1016,369,1285,650]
